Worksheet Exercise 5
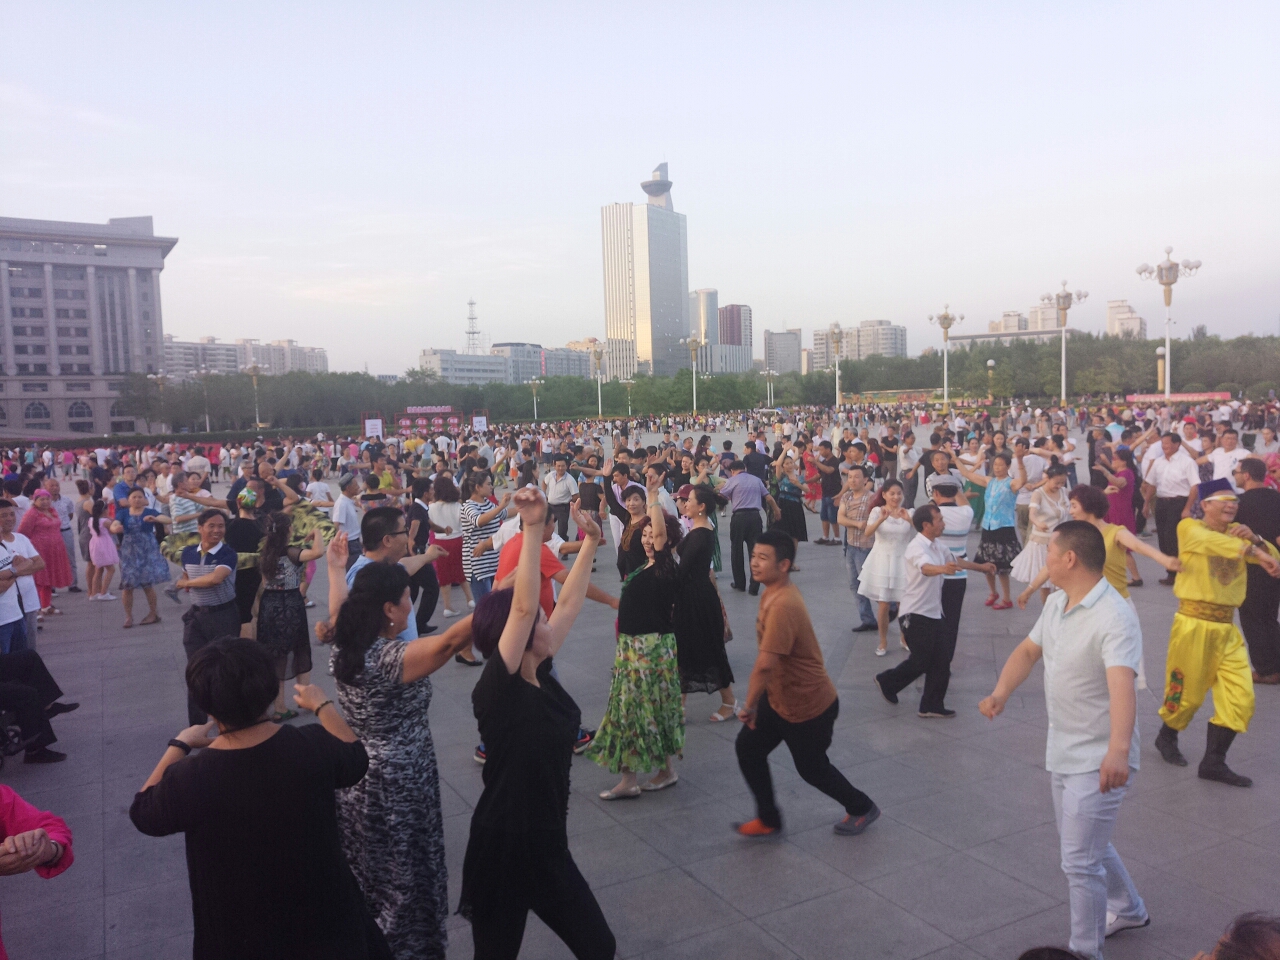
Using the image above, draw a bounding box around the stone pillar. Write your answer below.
[150,268,164,372]
[0,260,11,376]
[43,263,57,378]
[126,267,142,373]
[86,265,104,375]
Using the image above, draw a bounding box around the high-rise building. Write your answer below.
[688,288,718,372]
[989,311,1028,333]
[1106,300,1147,339]
[718,304,753,354]
[856,320,908,359]
[234,339,328,375]
[601,163,689,380]
[1027,304,1059,331]
[163,336,240,378]
[0,215,176,434]
[490,342,593,381]
[800,349,813,375]
[763,328,802,374]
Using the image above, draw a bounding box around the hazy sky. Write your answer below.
[3,2,1277,374]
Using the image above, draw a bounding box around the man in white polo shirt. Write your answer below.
[981,521,1148,959]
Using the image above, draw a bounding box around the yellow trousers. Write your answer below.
[1158,614,1255,733]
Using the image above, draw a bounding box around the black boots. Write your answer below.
[1198,724,1252,788]
[1154,723,1187,766]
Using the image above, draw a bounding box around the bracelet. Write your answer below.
[316,700,334,716]
[167,739,192,755]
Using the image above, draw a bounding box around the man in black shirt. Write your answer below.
[743,445,771,482]
[814,441,844,544]
[1235,457,1280,683]
[880,425,900,480]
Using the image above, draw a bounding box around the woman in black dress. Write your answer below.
[671,482,737,720]
[130,638,391,960]
[460,489,614,960]
[603,470,648,581]
[224,485,264,637]
[257,514,327,722]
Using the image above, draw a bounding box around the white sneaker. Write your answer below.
[99,592,117,601]
[442,608,458,618]
[467,600,476,609]
[1105,911,1150,938]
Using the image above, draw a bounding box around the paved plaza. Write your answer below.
[4,466,1280,960]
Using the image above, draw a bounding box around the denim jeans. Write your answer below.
[844,545,876,627]
[470,576,494,605]
[1051,771,1146,960]
[0,618,27,654]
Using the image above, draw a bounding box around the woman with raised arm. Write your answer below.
[323,531,476,960]
[458,488,615,960]
[956,450,1026,609]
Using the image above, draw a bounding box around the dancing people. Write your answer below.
[1011,463,1071,604]
[981,521,1149,960]
[956,449,1026,609]
[856,478,914,655]
[459,488,616,960]
[1232,458,1280,684]
[109,486,171,628]
[1152,478,1280,787]
[733,528,879,837]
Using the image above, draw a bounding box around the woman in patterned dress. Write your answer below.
[955,451,1026,609]
[106,487,171,627]
[257,513,326,722]
[325,533,475,959]
[586,497,685,799]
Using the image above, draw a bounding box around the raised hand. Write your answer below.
[513,486,547,527]
[327,531,349,569]
[571,503,601,540]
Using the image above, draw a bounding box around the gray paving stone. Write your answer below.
[5,460,1279,959]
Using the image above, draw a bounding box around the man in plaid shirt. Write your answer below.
[838,466,878,632]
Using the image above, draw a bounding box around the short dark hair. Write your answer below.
[728,459,746,472]
[186,638,278,729]
[197,509,225,527]
[754,528,795,567]
[1052,520,1105,573]
[1068,483,1109,519]
[472,587,538,659]
[361,506,405,547]
[1016,948,1084,960]
[1239,458,1266,483]
[912,503,940,532]
[1213,911,1280,960]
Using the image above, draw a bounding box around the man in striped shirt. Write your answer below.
[176,510,238,725]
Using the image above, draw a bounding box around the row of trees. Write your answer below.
[116,333,1280,432]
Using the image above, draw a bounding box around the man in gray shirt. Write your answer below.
[980,521,1148,959]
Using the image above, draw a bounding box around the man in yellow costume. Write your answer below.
[1154,478,1280,787]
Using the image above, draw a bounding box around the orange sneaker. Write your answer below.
[732,818,779,837]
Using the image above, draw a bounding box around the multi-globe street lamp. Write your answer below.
[1040,282,1087,404]
[679,336,706,414]
[928,306,963,412]
[529,378,544,421]
[1138,247,1200,398]
[620,379,634,417]
[764,368,777,407]
[189,368,212,433]
[245,364,268,429]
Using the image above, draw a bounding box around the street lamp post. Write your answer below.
[679,337,706,414]
[146,370,168,432]
[529,378,544,421]
[246,364,265,429]
[1156,346,1166,396]
[1138,247,1200,399]
[827,323,842,408]
[590,344,605,417]
[928,306,963,412]
[189,368,211,432]
[620,379,634,417]
[764,368,776,406]
[1040,282,1088,405]
[986,359,995,403]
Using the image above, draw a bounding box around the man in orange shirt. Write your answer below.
[494,504,619,617]
[733,529,880,838]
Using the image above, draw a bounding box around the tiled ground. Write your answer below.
[4,454,1279,959]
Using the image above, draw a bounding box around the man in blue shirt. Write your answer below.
[176,510,238,725]
[721,460,779,596]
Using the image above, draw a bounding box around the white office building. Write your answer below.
[163,336,240,378]
[233,338,328,375]
[763,328,803,374]
[856,320,907,359]
[1,215,176,435]
[419,349,510,385]
[491,342,593,382]
[601,163,689,379]
[1106,300,1147,339]
[989,311,1028,333]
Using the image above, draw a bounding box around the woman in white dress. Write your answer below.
[856,480,916,656]
[1009,463,1071,604]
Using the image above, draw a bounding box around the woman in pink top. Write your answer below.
[0,784,74,959]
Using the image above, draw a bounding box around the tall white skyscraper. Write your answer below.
[601,164,689,379]
[689,288,718,372]
[856,320,908,359]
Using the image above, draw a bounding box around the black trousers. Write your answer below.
[470,850,615,960]
[408,560,440,636]
[735,694,873,829]
[729,509,763,593]
[1241,568,1280,676]
[878,612,952,713]
[182,600,241,725]
[548,502,571,542]
[0,650,63,751]
[1155,497,1187,575]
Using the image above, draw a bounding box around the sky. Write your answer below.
[2,2,1278,374]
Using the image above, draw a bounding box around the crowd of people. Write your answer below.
[2,390,1280,958]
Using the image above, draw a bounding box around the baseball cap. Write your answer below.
[675,484,695,499]
[925,471,962,496]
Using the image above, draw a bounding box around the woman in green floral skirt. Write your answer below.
[586,496,686,800]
